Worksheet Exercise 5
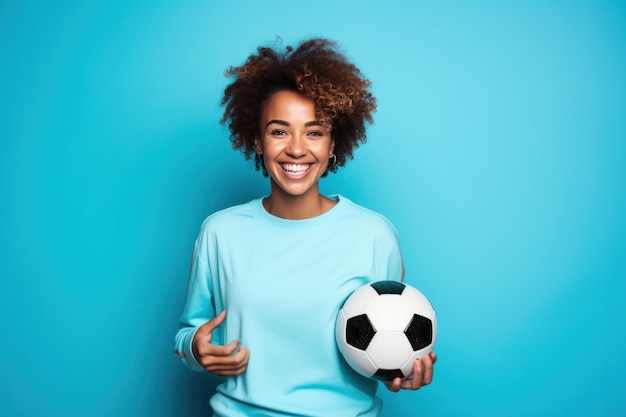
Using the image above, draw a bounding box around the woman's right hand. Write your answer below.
[191,310,250,376]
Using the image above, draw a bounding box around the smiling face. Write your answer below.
[255,90,335,200]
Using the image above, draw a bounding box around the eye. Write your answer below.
[308,130,325,137]
[271,129,286,136]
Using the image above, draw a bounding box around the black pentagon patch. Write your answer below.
[346,314,376,350]
[370,280,406,295]
[373,368,404,381]
[404,314,433,351]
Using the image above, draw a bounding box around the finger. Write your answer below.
[225,344,250,368]
[200,344,249,369]
[410,358,423,390]
[212,362,249,376]
[207,359,249,373]
[430,351,438,364]
[199,310,227,335]
[421,353,434,385]
[199,338,242,358]
[203,346,250,374]
[210,347,249,371]
[195,311,228,346]
[390,377,402,393]
[399,355,435,391]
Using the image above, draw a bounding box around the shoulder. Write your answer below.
[197,198,261,238]
[336,195,399,238]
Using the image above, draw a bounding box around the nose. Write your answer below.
[285,134,306,157]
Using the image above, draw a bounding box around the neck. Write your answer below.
[264,182,334,220]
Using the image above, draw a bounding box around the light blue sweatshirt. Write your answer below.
[174,195,404,416]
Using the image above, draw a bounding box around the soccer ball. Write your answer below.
[335,281,437,381]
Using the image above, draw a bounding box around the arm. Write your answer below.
[173,235,249,375]
[173,239,216,371]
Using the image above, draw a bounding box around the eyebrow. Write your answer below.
[265,119,324,129]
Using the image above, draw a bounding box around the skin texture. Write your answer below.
[191,310,250,376]
[255,90,337,219]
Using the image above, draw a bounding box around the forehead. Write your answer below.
[260,90,317,120]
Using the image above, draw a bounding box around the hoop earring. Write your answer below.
[327,154,337,170]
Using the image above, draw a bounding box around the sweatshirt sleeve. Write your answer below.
[374,218,405,283]
[174,228,217,372]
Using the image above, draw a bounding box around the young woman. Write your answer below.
[174,38,436,417]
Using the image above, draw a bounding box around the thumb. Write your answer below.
[198,310,227,340]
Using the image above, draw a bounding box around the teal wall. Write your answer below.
[1,1,625,416]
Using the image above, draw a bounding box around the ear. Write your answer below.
[254,136,263,154]
[329,138,335,156]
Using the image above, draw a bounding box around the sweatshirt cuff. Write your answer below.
[175,326,204,372]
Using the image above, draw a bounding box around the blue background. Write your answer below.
[1,1,625,416]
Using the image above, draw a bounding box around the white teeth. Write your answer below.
[282,164,311,173]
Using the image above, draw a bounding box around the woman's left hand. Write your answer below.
[384,352,437,392]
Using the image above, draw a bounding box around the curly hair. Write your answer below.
[220,38,376,176]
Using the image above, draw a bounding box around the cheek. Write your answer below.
[259,140,280,157]
[321,140,334,157]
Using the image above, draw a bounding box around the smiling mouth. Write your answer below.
[281,163,312,175]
